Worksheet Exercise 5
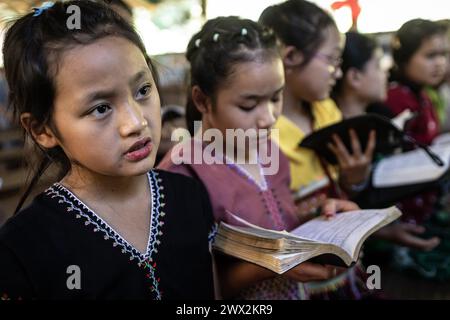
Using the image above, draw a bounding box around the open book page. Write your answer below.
[219,223,316,245]
[289,207,402,259]
[372,144,450,187]
[433,133,450,146]
[223,211,315,242]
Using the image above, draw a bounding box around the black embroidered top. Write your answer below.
[0,170,215,300]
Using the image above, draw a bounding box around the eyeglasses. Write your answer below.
[314,52,343,69]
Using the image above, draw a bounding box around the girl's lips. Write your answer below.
[124,139,153,161]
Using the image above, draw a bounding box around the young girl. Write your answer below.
[259,0,376,299]
[384,19,448,226]
[383,19,450,285]
[259,0,375,205]
[331,32,392,119]
[387,19,448,146]
[0,0,214,300]
[158,16,360,300]
[331,32,440,266]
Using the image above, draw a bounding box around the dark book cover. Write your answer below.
[300,114,404,165]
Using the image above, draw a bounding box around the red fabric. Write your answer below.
[331,0,361,26]
[385,83,440,145]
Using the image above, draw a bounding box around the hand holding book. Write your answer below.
[327,128,376,191]
[320,198,361,219]
[283,261,346,282]
[301,114,444,168]
[300,114,404,165]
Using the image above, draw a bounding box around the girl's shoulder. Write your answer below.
[387,82,420,103]
[152,169,213,218]
[0,190,56,233]
[387,82,411,96]
[386,82,419,113]
[0,171,208,241]
[153,168,204,193]
[0,187,69,248]
[312,99,343,127]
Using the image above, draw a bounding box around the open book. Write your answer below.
[212,207,401,274]
[373,138,450,188]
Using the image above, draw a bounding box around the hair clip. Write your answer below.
[213,33,220,42]
[195,39,201,48]
[241,28,248,36]
[32,1,54,17]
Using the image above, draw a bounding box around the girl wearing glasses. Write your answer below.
[259,0,376,299]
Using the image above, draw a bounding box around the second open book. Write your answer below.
[212,207,401,274]
[373,133,450,188]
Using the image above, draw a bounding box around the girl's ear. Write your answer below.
[346,68,362,90]
[282,45,304,68]
[192,85,213,114]
[20,113,59,149]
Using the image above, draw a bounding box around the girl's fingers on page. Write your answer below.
[321,199,337,217]
[338,200,360,212]
[323,199,359,216]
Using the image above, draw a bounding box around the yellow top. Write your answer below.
[273,99,342,193]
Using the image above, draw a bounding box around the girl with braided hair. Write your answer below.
[158,16,359,300]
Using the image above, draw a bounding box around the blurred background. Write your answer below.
[0,0,449,300]
[0,0,448,222]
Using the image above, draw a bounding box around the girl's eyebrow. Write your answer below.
[129,70,151,86]
[82,70,151,104]
[240,85,285,100]
[84,89,116,104]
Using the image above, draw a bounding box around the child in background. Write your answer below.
[387,19,447,146]
[259,0,377,299]
[429,20,450,132]
[383,19,450,284]
[385,19,448,226]
[331,32,440,271]
[0,0,214,299]
[155,105,186,165]
[259,0,375,205]
[331,31,392,119]
[159,16,361,300]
